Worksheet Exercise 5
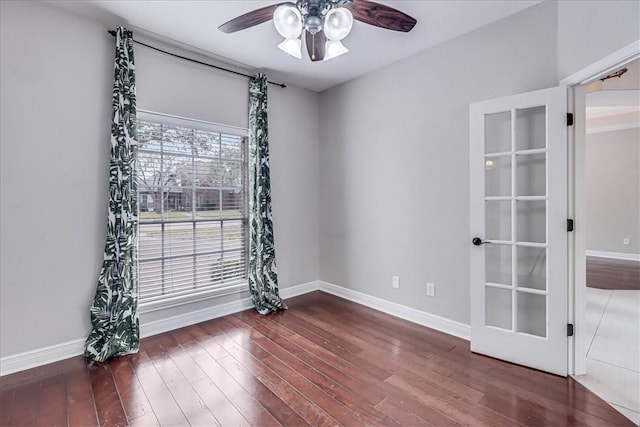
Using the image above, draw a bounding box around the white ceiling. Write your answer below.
[51,0,543,92]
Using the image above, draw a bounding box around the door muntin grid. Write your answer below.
[484,107,548,338]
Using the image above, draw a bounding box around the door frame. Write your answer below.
[561,40,640,376]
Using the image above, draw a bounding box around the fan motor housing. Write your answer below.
[304,15,324,34]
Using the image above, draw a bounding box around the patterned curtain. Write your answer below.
[84,27,140,362]
[248,74,287,314]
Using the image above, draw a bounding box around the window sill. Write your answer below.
[139,282,248,314]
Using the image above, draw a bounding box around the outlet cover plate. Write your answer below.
[427,282,435,297]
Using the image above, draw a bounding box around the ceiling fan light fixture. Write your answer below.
[324,40,348,61]
[278,38,303,59]
[323,7,353,41]
[273,4,303,39]
[219,0,417,63]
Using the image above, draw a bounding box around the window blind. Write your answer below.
[136,116,248,304]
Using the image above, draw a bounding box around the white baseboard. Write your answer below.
[140,295,254,338]
[0,280,469,376]
[586,250,640,261]
[0,339,86,377]
[318,281,470,341]
[140,280,322,337]
[280,280,322,298]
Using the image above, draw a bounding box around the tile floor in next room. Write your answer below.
[575,287,640,425]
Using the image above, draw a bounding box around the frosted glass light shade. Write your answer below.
[278,38,302,59]
[273,5,303,39]
[323,8,353,41]
[324,40,349,61]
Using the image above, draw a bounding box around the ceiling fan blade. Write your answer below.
[219,3,288,34]
[349,0,417,32]
[305,31,326,61]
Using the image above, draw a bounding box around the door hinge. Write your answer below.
[567,113,574,126]
[567,219,575,232]
[567,324,574,337]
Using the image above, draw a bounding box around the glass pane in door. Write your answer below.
[516,200,546,243]
[517,246,546,290]
[485,111,511,153]
[485,200,511,241]
[516,106,546,150]
[485,244,512,285]
[485,156,511,197]
[516,153,546,196]
[486,286,512,330]
[516,291,547,337]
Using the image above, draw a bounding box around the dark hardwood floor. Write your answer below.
[0,291,633,426]
[587,256,640,290]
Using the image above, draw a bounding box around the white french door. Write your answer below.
[469,86,569,376]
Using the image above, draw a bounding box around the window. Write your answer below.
[136,112,248,308]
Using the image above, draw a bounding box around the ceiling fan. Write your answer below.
[219,0,417,61]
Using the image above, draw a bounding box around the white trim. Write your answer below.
[568,83,583,376]
[281,280,321,298]
[560,40,640,86]
[586,123,640,134]
[0,339,86,377]
[586,250,640,261]
[318,281,470,341]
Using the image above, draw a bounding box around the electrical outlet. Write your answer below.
[623,238,630,246]
[392,275,400,289]
[427,282,435,297]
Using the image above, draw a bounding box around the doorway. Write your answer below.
[570,57,640,424]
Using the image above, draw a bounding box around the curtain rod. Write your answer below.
[107,30,286,88]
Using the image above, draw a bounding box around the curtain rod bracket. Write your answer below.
[107,30,286,88]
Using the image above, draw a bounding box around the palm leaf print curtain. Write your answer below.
[84,27,140,362]
[248,74,287,314]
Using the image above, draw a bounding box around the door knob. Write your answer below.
[472,237,484,246]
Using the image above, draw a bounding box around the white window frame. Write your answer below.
[136,110,249,313]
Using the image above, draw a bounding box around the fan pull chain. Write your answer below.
[312,34,316,61]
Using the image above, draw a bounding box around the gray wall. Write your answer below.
[586,128,640,255]
[557,0,640,81]
[1,1,113,359]
[0,1,320,357]
[318,2,558,325]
